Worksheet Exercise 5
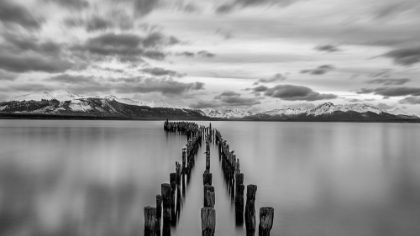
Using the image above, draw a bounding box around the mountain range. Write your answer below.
[0,91,418,122]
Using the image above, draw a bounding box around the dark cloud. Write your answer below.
[197,50,216,58]
[214,90,261,106]
[71,32,177,62]
[357,87,420,97]
[116,78,204,95]
[140,67,184,77]
[176,51,215,58]
[252,85,269,92]
[0,53,73,73]
[382,46,420,66]
[315,44,341,52]
[254,73,286,84]
[215,0,299,14]
[215,4,235,14]
[143,32,165,47]
[0,0,42,29]
[399,96,420,105]
[215,91,241,98]
[366,78,411,85]
[264,84,337,101]
[143,50,166,60]
[301,65,335,75]
[177,51,195,57]
[134,0,160,17]
[3,33,61,56]
[44,0,89,10]
[86,16,112,32]
[64,11,134,31]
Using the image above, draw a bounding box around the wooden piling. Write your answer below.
[156,194,162,221]
[235,184,245,225]
[144,206,157,236]
[201,207,216,236]
[205,151,210,171]
[204,190,215,208]
[156,194,162,234]
[203,171,213,186]
[259,207,274,236]
[161,183,171,222]
[176,162,181,185]
[245,185,257,231]
[182,148,186,172]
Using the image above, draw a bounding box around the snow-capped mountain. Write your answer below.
[306,102,384,116]
[206,109,255,119]
[251,102,418,120]
[11,91,175,109]
[262,107,307,116]
[0,91,206,120]
[1,92,418,121]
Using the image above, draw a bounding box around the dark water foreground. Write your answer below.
[1,120,420,236]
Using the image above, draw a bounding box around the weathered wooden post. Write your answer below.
[176,162,181,185]
[245,185,257,232]
[144,206,157,236]
[170,173,177,224]
[176,184,181,219]
[161,183,171,222]
[205,151,210,171]
[204,190,215,208]
[156,194,162,233]
[235,184,245,225]
[182,148,187,172]
[203,171,212,186]
[201,207,216,236]
[203,184,215,198]
[259,207,274,236]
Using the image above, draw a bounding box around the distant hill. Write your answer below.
[1,91,419,122]
[0,91,207,120]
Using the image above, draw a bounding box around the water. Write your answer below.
[1,120,420,236]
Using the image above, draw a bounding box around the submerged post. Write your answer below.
[161,183,171,222]
[201,207,216,236]
[144,206,157,236]
[245,184,257,232]
[259,207,274,236]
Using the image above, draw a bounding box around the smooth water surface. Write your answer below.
[1,120,420,236]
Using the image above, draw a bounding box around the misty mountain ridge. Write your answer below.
[0,91,418,121]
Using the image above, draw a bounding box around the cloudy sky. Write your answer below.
[0,0,419,113]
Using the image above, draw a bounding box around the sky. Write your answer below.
[0,0,419,113]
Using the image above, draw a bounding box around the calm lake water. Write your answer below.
[1,120,420,236]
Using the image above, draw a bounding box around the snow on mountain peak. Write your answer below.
[206,109,254,118]
[11,90,83,102]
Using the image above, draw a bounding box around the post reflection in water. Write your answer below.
[1,120,420,236]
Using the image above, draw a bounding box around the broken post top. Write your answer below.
[259,207,274,230]
[247,185,257,201]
